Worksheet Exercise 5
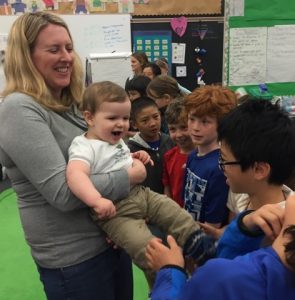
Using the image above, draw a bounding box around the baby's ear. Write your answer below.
[83,111,94,126]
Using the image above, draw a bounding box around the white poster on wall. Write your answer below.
[228,0,245,16]
[172,43,186,64]
[267,25,295,83]
[228,27,267,86]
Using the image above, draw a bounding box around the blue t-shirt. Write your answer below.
[151,247,295,300]
[183,149,229,223]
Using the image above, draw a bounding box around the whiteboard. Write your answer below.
[88,52,132,88]
[0,14,131,65]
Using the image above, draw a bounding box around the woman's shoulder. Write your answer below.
[2,92,43,110]
[0,92,50,121]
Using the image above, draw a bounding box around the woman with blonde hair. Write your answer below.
[0,12,140,300]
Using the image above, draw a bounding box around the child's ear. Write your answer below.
[83,111,94,127]
[253,162,271,181]
[132,120,138,130]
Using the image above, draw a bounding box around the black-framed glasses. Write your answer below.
[218,156,241,172]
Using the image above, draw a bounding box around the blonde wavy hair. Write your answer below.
[2,12,84,112]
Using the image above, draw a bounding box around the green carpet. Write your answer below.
[0,188,148,300]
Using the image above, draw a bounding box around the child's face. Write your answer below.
[168,122,194,151]
[85,98,131,145]
[133,105,161,142]
[187,113,218,148]
[128,90,141,102]
[219,141,253,193]
[148,89,171,109]
[143,67,154,80]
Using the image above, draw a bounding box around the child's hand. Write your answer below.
[132,150,154,166]
[93,197,116,220]
[146,235,184,271]
[243,203,284,241]
[199,222,225,240]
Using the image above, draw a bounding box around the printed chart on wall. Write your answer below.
[228,25,295,86]
[133,31,172,63]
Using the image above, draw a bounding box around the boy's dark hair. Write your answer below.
[218,99,295,184]
[125,75,151,97]
[165,97,187,125]
[130,96,159,123]
[284,225,295,273]
[144,62,161,77]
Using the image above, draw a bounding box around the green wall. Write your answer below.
[227,0,295,95]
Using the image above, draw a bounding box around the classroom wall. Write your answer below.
[132,18,224,92]
[226,0,295,96]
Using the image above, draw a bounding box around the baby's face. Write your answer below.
[86,98,131,145]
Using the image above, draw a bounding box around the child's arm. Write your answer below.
[199,211,237,240]
[199,222,225,240]
[67,160,116,219]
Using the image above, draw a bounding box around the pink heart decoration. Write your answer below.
[170,16,188,37]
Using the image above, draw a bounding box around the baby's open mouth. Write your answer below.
[112,131,122,136]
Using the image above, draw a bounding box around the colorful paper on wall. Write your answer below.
[133,30,171,63]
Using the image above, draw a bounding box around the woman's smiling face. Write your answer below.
[31,24,74,99]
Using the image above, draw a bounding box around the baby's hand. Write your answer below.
[132,150,154,166]
[93,198,116,220]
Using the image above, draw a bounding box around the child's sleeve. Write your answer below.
[217,212,264,259]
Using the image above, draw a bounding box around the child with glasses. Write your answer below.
[215,98,295,259]
[183,85,237,230]
[146,193,295,300]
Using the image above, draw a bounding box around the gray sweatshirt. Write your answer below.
[0,93,130,268]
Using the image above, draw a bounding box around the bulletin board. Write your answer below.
[227,0,295,96]
[132,19,224,92]
[132,0,222,16]
[0,0,223,16]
